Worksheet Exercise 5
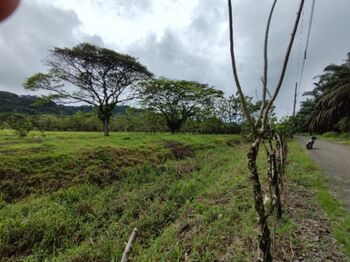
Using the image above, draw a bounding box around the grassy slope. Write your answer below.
[0,131,348,261]
[1,131,255,261]
[0,131,233,203]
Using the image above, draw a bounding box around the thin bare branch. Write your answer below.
[227,0,256,132]
[263,0,305,127]
[257,0,278,127]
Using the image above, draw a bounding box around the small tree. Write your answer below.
[137,78,224,134]
[24,43,153,136]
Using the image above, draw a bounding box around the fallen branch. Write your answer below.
[121,228,138,262]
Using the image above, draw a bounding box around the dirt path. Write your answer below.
[296,136,350,210]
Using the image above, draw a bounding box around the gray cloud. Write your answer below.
[87,0,153,19]
[0,1,103,94]
[128,0,350,116]
[223,0,350,115]
[126,0,232,94]
[127,30,223,82]
[116,0,153,18]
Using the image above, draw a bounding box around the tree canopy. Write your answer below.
[136,78,224,133]
[24,43,153,136]
[297,52,350,132]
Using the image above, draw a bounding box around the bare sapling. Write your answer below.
[227,0,305,260]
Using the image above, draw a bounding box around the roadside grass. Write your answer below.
[321,131,350,145]
[287,140,350,256]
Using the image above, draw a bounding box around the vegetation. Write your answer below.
[0,131,233,203]
[0,131,347,261]
[6,114,33,137]
[321,131,350,145]
[24,43,153,136]
[287,141,350,256]
[0,109,242,135]
[136,78,224,134]
[0,131,246,261]
[0,91,119,116]
[337,117,350,133]
[297,53,350,133]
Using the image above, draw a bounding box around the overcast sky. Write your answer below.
[0,0,349,116]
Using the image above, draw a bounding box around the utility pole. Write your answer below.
[292,82,298,117]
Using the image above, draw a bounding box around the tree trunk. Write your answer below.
[166,119,182,135]
[247,140,272,261]
[104,117,110,136]
[267,150,282,219]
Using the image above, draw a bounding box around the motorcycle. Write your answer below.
[306,136,317,150]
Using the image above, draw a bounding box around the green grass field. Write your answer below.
[0,131,348,261]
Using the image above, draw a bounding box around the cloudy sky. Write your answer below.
[0,0,349,116]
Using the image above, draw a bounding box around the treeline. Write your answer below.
[0,91,129,116]
[1,87,262,136]
[0,108,241,135]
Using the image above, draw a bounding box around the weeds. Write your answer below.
[0,132,347,261]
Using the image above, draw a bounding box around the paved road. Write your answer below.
[296,136,350,210]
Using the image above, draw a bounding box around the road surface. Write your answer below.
[296,136,350,210]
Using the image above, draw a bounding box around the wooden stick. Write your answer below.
[121,228,138,262]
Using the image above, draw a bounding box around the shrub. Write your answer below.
[337,117,350,133]
[322,131,339,138]
[339,132,350,140]
[7,114,32,137]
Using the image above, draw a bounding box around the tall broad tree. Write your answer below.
[24,43,153,136]
[136,78,224,134]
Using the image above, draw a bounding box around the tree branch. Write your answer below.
[227,0,257,133]
[262,0,305,128]
[121,228,138,262]
[257,0,278,128]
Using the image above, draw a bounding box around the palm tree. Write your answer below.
[307,53,350,131]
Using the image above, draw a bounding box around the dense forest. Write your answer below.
[0,91,128,116]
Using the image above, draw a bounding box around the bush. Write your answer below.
[7,114,32,137]
[337,117,350,133]
[322,131,340,138]
[339,132,350,140]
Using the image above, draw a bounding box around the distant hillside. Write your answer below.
[0,91,129,115]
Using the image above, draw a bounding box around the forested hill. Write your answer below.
[0,91,129,115]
